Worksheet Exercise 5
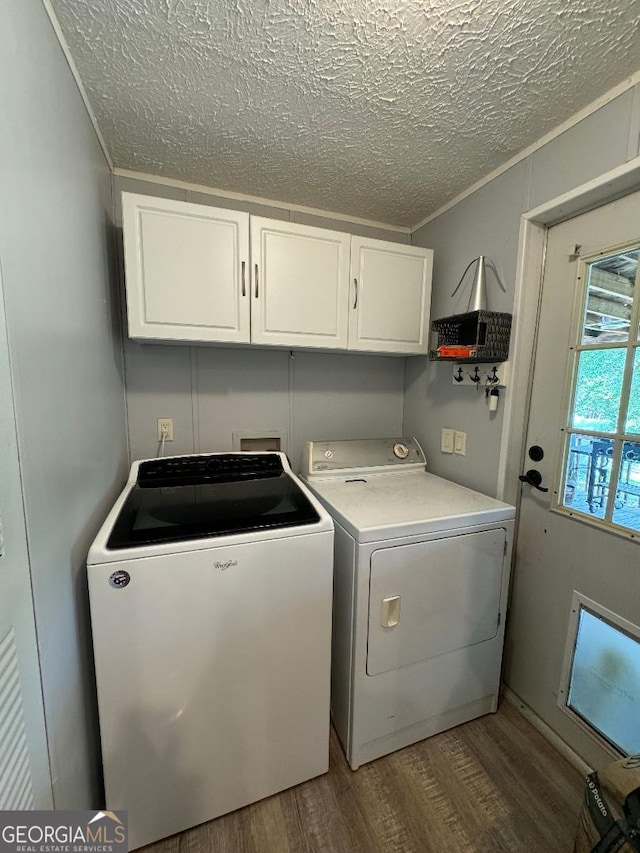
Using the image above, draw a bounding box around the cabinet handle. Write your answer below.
[353,278,358,309]
[255,263,259,298]
[241,261,246,296]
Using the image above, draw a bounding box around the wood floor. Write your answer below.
[144,700,585,853]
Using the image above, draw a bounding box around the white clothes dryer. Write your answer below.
[303,437,515,770]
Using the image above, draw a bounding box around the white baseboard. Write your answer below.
[503,686,592,777]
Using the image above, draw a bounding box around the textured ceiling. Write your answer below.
[50,0,640,227]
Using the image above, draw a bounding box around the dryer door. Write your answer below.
[367,529,505,676]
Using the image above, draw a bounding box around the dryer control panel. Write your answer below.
[305,437,426,477]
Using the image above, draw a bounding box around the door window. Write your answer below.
[560,246,640,536]
[559,593,640,756]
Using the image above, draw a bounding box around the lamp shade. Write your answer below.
[468,255,488,312]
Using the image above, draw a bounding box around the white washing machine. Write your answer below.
[303,437,515,770]
[87,451,333,849]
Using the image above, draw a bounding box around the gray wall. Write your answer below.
[403,84,640,759]
[114,177,408,469]
[0,0,128,807]
[404,87,640,497]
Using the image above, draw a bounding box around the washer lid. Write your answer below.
[103,453,322,552]
[306,470,515,542]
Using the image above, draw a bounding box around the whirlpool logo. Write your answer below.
[214,559,238,571]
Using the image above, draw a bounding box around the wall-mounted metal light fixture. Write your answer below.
[450,256,505,311]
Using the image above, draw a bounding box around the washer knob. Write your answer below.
[393,442,409,459]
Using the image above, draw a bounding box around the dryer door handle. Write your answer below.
[381,595,401,628]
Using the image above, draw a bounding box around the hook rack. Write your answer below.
[451,361,510,389]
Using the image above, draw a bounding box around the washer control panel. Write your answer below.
[306,437,425,475]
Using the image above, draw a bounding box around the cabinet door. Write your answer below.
[348,237,433,354]
[250,218,350,349]
[122,193,250,343]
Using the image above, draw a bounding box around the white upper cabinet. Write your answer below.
[122,193,250,344]
[250,218,351,349]
[348,237,433,354]
[120,193,434,355]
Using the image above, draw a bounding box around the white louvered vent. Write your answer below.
[0,627,35,809]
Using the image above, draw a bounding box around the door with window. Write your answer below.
[506,189,640,769]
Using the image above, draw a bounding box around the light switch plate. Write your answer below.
[441,428,454,454]
[454,430,466,456]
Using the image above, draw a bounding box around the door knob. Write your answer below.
[519,469,549,492]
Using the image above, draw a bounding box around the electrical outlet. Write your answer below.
[157,418,174,441]
[454,431,466,456]
[441,428,454,453]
